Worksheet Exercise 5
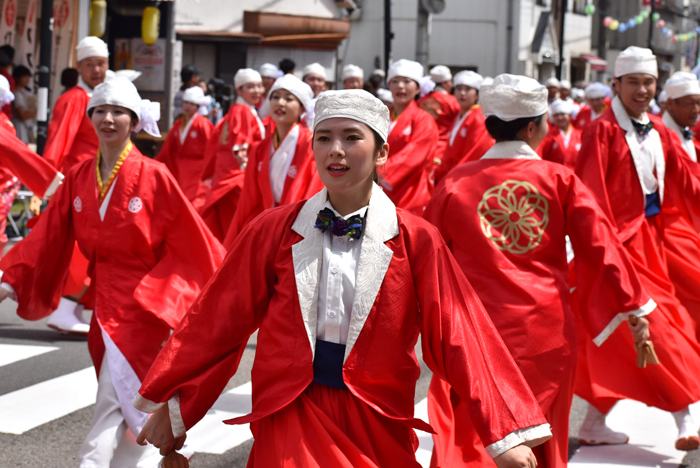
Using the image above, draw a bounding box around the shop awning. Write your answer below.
[244,11,350,50]
[580,54,607,72]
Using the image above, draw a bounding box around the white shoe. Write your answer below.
[578,404,629,445]
[673,407,700,451]
[74,305,91,325]
[47,298,90,335]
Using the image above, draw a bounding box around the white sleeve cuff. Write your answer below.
[485,423,553,459]
[132,393,186,438]
[1,281,17,302]
[592,298,657,347]
[43,172,65,199]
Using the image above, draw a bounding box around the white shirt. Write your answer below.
[316,202,368,345]
[663,111,697,162]
[630,114,659,195]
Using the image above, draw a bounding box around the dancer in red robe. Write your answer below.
[223,74,321,248]
[0,77,225,467]
[135,89,551,468]
[425,74,652,468]
[418,65,460,159]
[199,69,266,241]
[537,99,582,170]
[381,59,438,215]
[156,86,213,209]
[573,82,609,130]
[434,71,494,183]
[575,46,700,450]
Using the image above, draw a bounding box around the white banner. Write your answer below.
[17,0,37,90]
[50,0,74,108]
[0,0,17,46]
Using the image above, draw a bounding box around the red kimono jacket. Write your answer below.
[574,96,700,414]
[418,90,460,158]
[537,124,582,170]
[572,104,608,130]
[43,86,99,174]
[2,146,225,431]
[155,113,213,209]
[433,105,494,184]
[380,101,438,215]
[0,113,63,198]
[425,141,653,468]
[199,102,266,241]
[223,124,323,249]
[136,185,550,467]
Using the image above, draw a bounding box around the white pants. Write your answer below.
[79,356,161,468]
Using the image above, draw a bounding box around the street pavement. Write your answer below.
[0,297,698,468]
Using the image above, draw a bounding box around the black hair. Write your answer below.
[279,58,295,74]
[12,65,31,80]
[61,68,79,89]
[0,49,10,68]
[485,114,545,142]
[180,64,202,86]
[0,45,14,62]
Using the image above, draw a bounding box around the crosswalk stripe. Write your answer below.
[0,367,97,435]
[0,343,58,368]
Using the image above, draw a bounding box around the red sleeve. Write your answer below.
[663,126,700,232]
[382,112,439,189]
[537,133,554,159]
[154,122,180,177]
[43,92,88,170]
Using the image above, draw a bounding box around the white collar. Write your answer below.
[612,95,649,133]
[662,111,686,137]
[434,86,448,94]
[78,76,95,96]
[323,200,369,221]
[236,95,258,112]
[481,141,541,160]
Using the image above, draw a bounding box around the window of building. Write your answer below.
[572,0,588,15]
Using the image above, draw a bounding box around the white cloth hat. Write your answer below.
[544,77,561,88]
[269,74,314,109]
[259,63,279,79]
[0,75,14,108]
[87,77,161,138]
[111,70,142,82]
[454,70,484,90]
[615,46,658,78]
[571,88,585,100]
[658,89,668,104]
[314,90,390,142]
[550,99,575,115]
[387,59,424,85]
[665,71,700,100]
[234,68,262,89]
[584,82,608,99]
[302,63,327,80]
[183,86,206,105]
[481,77,494,87]
[481,74,548,122]
[342,64,364,81]
[420,76,436,98]
[430,65,452,84]
[377,88,394,103]
[559,79,572,90]
[76,36,109,62]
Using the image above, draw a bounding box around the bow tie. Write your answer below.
[315,208,364,240]
[683,128,695,140]
[631,120,654,138]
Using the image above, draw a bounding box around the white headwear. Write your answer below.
[584,82,608,99]
[0,75,14,108]
[559,79,572,90]
[259,63,279,79]
[183,86,206,105]
[544,77,561,88]
[377,88,394,103]
[658,89,668,104]
[454,70,484,90]
[550,99,575,115]
[314,90,390,142]
[665,71,700,100]
[615,46,658,78]
[387,59,424,85]
[342,64,364,81]
[571,88,585,100]
[302,63,327,80]
[269,74,314,109]
[76,36,109,62]
[87,77,161,138]
[480,74,548,122]
[420,76,436,98]
[481,77,494,87]
[234,68,262,89]
[430,65,452,84]
[113,70,142,82]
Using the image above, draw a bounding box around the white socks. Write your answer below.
[673,407,697,440]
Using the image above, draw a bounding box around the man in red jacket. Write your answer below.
[418,65,460,158]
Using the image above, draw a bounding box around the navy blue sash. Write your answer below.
[645,192,660,217]
[313,339,349,390]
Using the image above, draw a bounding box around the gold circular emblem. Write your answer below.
[477,180,549,254]
[219,121,230,145]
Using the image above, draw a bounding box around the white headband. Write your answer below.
[430,65,452,84]
[76,36,109,62]
[87,77,161,137]
[584,82,608,99]
[550,99,575,115]
[387,59,424,85]
[314,89,390,142]
[481,74,548,122]
[453,70,484,90]
[183,86,206,105]
[302,63,327,80]
[269,74,314,109]
[259,63,279,79]
[342,64,364,81]
[234,68,262,89]
[615,46,658,78]
[665,71,700,100]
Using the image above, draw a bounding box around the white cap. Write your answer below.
[112,70,142,82]
[0,75,14,108]
[665,71,700,100]
[183,86,206,105]
[481,77,494,87]
[571,88,585,100]
[453,70,484,90]
[420,76,436,98]
[269,74,314,109]
[234,68,262,89]
[87,77,161,138]
[658,89,668,104]
[76,36,109,62]
[550,99,575,115]
[259,63,279,79]
[584,82,608,99]
[480,74,548,122]
[430,65,452,84]
[342,64,364,81]
[387,59,424,85]
[377,88,394,103]
[615,46,658,78]
[544,77,560,88]
[314,90,390,142]
[560,79,572,90]
[302,63,327,80]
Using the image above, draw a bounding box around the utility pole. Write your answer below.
[36,0,53,155]
[415,2,430,70]
[556,0,567,80]
[384,0,393,73]
[597,0,611,82]
[648,1,655,53]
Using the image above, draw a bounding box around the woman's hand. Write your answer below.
[135,404,186,455]
[234,147,248,169]
[0,288,12,304]
[628,316,650,349]
[493,444,538,468]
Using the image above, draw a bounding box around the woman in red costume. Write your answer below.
[537,99,582,170]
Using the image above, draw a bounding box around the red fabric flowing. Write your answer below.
[433,105,494,184]
[43,87,98,174]
[247,382,420,468]
[417,91,460,159]
[380,101,438,215]
[537,125,582,170]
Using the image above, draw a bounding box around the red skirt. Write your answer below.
[246,382,421,468]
